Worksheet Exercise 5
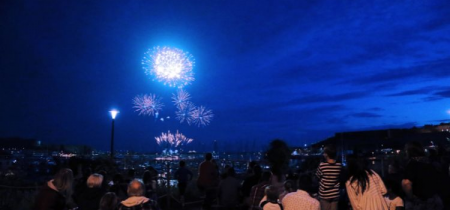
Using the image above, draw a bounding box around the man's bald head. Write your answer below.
[127,179,145,197]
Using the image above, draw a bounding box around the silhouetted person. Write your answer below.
[142,170,157,202]
[34,168,75,210]
[316,144,342,210]
[346,155,388,210]
[259,185,282,210]
[282,174,320,210]
[110,174,127,201]
[245,161,258,177]
[242,164,262,208]
[218,167,241,210]
[384,179,404,210]
[174,160,193,205]
[249,171,272,210]
[99,192,118,210]
[75,173,106,210]
[385,161,403,197]
[117,179,158,210]
[279,180,296,202]
[402,141,443,210]
[197,153,218,210]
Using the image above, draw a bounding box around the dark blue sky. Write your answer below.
[1,1,450,152]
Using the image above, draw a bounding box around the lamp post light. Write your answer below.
[109,110,119,159]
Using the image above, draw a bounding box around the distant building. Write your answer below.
[0,137,38,149]
[313,123,450,156]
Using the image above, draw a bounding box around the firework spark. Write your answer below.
[142,46,195,88]
[155,130,193,150]
[132,94,164,116]
[172,89,191,109]
[191,106,213,127]
[175,102,195,125]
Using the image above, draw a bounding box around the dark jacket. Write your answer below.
[75,187,106,210]
[33,181,66,210]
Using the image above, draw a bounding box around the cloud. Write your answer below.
[350,112,382,118]
[386,86,438,97]
[285,91,368,106]
[368,107,384,111]
[349,58,450,86]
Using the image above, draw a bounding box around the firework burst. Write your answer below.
[142,46,194,88]
[172,89,191,109]
[175,101,195,125]
[155,130,193,151]
[132,94,164,116]
[191,106,213,127]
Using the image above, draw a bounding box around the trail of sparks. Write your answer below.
[172,89,191,110]
[132,94,164,116]
[175,102,195,125]
[155,130,193,150]
[191,106,213,127]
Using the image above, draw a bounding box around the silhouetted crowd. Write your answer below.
[32,141,450,210]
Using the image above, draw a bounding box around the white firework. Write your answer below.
[142,46,195,88]
[172,89,191,109]
[132,94,164,116]
[155,130,193,151]
[191,106,213,127]
[175,102,195,125]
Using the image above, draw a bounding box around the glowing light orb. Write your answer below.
[142,46,195,88]
[132,94,164,116]
[191,106,213,127]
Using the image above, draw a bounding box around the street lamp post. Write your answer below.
[109,110,119,159]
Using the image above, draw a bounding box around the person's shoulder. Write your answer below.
[393,196,404,205]
[282,191,297,200]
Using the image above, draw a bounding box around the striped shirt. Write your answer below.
[316,161,342,200]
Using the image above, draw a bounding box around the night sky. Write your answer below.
[1,1,450,152]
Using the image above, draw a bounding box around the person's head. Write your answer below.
[99,192,118,210]
[205,153,212,161]
[112,173,123,184]
[346,155,373,193]
[248,161,257,170]
[384,179,401,196]
[179,160,186,167]
[297,174,312,193]
[53,168,74,195]
[127,169,135,178]
[260,171,272,183]
[323,144,337,160]
[388,161,400,174]
[142,170,151,184]
[253,165,262,177]
[264,185,279,202]
[127,179,145,197]
[284,180,295,192]
[405,141,425,158]
[227,167,236,177]
[87,173,103,188]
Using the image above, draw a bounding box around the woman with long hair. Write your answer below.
[345,155,388,210]
[34,168,75,210]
